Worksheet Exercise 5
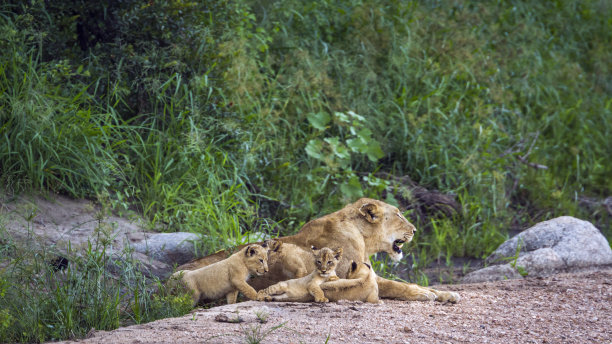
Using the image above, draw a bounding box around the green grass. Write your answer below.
[0,0,611,340]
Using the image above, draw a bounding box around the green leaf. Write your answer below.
[339,175,363,199]
[346,137,365,153]
[305,139,324,160]
[346,111,365,122]
[365,141,384,161]
[334,112,350,123]
[324,137,350,160]
[306,112,331,131]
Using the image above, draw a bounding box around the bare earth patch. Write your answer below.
[59,269,611,344]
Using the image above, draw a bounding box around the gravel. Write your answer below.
[58,268,612,344]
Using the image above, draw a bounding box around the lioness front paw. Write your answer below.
[315,297,329,303]
[434,291,460,303]
[414,290,436,302]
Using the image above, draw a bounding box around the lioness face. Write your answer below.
[244,245,269,276]
[313,247,342,278]
[381,206,416,262]
[359,200,417,261]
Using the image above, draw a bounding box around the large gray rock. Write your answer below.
[462,216,612,283]
[461,264,524,284]
[131,232,201,267]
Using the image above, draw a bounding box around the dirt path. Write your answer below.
[60,269,612,344]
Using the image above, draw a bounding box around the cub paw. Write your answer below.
[256,291,268,301]
[327,276,339,281]
[315,297,329,303]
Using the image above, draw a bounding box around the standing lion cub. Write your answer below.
[257,247,342,303]
[171,244,269,305]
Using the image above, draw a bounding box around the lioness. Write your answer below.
[177,198,459,303]
[257,247,342,302]
[171,244,269,305]
[321,261,380,304]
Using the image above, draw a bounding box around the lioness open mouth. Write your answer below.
[392,239,405,254]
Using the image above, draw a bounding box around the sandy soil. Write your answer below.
[59,269,612,344]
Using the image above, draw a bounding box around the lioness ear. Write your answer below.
[364,263,371,269]
[333,247,343,260]
[359,203,382,223]
[351,261,358,271]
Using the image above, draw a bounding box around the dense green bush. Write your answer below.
[2,0,610,252]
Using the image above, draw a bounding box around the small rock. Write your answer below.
[214,314,243,323]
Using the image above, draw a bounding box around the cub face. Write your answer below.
[312,246,342,278]
[244,244,269,276]
[347,261,372,279]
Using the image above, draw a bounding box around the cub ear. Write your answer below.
[263,239,282,252]
[245,245,257,257]
[359,203,383,223]
[351,261,358,271]
[333,247,343,260]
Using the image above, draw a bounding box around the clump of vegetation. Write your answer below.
[0,217,193,343]
[0,0,610,341]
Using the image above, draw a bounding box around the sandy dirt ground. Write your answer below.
[58,269,612,344]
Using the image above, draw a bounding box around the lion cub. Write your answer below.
[264,239,315,279]
[257,247,342,303]
[320,261,380,304]
[171,244,269,305]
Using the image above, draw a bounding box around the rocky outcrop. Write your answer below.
[131,232,201,266]
[462,216,612,283]
[1,194,204,279]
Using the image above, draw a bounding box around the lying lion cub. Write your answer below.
[257,247,342,303]
[320,261,380,304]
[171,244,269,305]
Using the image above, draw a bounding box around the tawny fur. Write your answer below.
[176,198,460,303]
[321,261,380,304]
[171,244,269,305]
[264,239,315,280]
[257,247,342,303]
